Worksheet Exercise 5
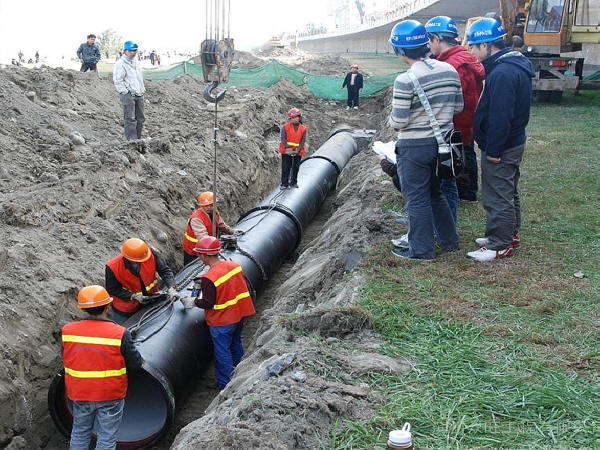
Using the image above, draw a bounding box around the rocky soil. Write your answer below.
[0,52,403,449]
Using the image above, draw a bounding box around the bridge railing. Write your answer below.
[296,0,440,41]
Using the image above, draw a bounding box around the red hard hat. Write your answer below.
[193,236,221,255]
[287,108,301,118]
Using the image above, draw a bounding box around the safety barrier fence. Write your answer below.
[142,59,400,100]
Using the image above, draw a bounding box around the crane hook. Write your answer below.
[203,80,227,104]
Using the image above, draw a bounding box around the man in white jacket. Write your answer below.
[113,41,146,140]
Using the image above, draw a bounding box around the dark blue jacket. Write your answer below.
[342,72,363,90]
[77,43,101,63]
[474,49,534,158]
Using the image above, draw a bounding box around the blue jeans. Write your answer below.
[70,399,125,450]
[397,139,459,259]
[209,320,244,388]
[440,178,458,224]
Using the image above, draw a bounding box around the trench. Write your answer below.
[39,94,384,449]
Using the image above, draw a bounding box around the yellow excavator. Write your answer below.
[469,0,600,100]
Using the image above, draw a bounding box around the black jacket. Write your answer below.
[105,248,175,302]
[474,49,534,158]
[342,72,363,90]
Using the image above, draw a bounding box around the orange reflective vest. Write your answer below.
[105,253,159,314]
[279,122,307,156]
[182,208,222,256]
[202,261,256,327]
[62,319,127,401]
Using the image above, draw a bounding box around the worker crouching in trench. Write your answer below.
[180,236,256,390]
[182,191,237,266]
[105,238,178,324]
[279,108,308,189]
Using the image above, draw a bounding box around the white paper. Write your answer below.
[372,140,396,164]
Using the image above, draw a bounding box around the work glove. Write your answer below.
[180,296,196,309]
[131,293,146,303]
[167,286,180,301]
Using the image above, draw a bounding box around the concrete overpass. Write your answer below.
[297,0,498,54]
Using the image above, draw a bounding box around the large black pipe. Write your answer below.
[48,128,373,448]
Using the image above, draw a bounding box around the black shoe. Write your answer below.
[206,382,224,390]
[280,185,288,190]
[291,183,299,188]
[391,248,432,261]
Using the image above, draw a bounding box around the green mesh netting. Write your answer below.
[143,60,400,100]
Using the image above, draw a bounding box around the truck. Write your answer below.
[488,0,600,100]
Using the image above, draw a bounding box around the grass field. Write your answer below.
[329,91,600,449]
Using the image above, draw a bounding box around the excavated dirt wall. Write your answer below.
[0,59,388,448]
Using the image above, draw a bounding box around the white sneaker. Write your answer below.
[345,106,350,110]
[353,106,358,109]
[467,246,514,262]
[476,234,521,249]
[391,233,409,248]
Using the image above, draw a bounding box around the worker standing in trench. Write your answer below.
[279,108,307,189]
[61,285,143,450]
[182,191,237,266]
[180,236,256,390]
[105,238,178,324]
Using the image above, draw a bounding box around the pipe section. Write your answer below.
[48,128,373,448]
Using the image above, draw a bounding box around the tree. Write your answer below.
[97,29,123,58]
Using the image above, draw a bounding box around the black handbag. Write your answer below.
[407,69,465,179]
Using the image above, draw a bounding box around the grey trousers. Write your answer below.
[481,143,525,250]
[119,92,145,140]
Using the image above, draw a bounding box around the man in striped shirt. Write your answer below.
[388,20,463,260]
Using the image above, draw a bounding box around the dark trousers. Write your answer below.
[457,144,478,200]
[281,154,301,187]
[347,86,360,107]
[119,93,145,140]
[481,144,524,250]
[397,139,459,259]
[183,251,196,266]
[80,62,97,72]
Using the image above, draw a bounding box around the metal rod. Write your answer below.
[212,100,218,236]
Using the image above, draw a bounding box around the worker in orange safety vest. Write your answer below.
[279,108,307,189]
[61,285,143,450]
[180,236,255,390]
[182,191,237,266]
[105,238,177,324]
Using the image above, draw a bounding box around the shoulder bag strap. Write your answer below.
[406,69,449,153]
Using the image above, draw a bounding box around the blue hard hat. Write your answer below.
[425,16,459,37]
[389,20,429,49]
[123,41,139,51]
[466,18,507,45]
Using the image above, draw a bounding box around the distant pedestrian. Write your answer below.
[388,20,463,260]
[35,51,40,63]
[62,285,143,450]
[341,64,363,110]
[279,108,307,189]
[77,34,101,72]
[466,19,533,262]
[149,50,156,65]
[426,15,485,210]
[113,41,146,141]
[18,50,24,63]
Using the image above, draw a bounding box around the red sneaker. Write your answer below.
[512,233,520,249]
